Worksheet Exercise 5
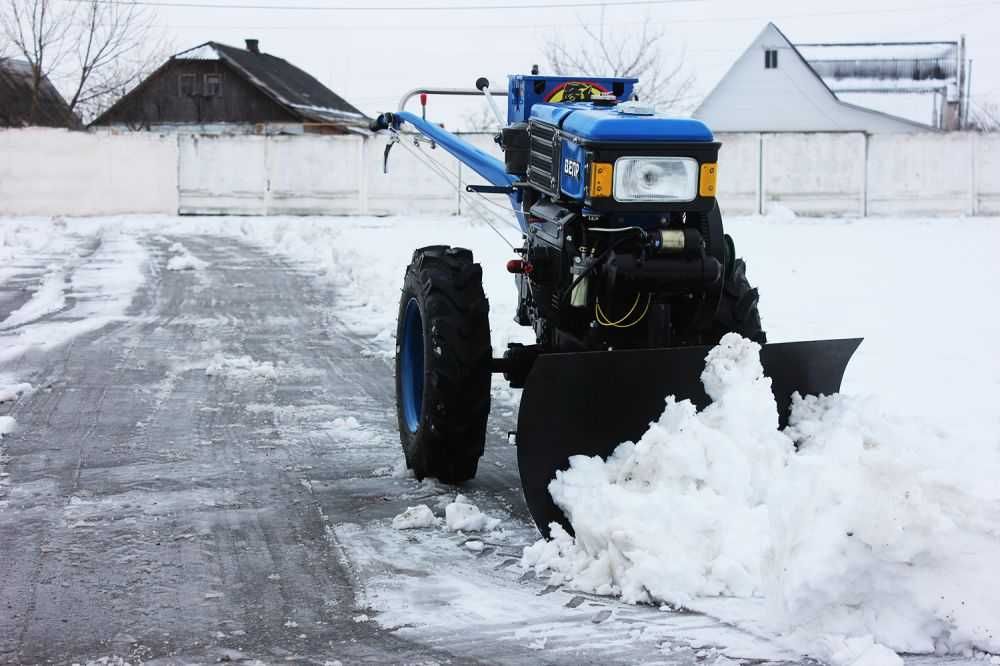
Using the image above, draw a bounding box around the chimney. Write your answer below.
[246,39,260,54]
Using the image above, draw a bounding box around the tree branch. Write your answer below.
[543,7,697,113]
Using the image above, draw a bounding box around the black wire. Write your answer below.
[560,229,645,305]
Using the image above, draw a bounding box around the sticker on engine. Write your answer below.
[563,158,580,179]
[546,81,608,103]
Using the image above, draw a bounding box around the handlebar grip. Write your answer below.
[475,77,490,91]
[370,112,394,132]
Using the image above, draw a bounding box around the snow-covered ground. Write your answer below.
[0,220,148,437]
[1,212,999,665]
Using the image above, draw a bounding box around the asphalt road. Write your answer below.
[0,234,973,666]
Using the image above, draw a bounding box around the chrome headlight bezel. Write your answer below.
[612,156,699,203]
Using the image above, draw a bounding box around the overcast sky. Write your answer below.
[151,0,1000,128]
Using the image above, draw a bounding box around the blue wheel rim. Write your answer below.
[400,298,424,433]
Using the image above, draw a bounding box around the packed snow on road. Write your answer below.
[1,212,999,665]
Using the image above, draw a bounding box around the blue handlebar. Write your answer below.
[375,111,527,232]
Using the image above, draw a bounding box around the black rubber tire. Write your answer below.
[712,234,767,344]
[395,246,492,484]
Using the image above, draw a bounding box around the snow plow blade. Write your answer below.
[515,338,862,537]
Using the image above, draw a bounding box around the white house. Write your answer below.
[693,23,932,133]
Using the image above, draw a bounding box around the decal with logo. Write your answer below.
[545,81,608,103]
[563,158,581,179]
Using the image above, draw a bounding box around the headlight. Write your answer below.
[612,157,698,203]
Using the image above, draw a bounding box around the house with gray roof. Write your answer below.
[0,58,81,129]
[92,40,369,134]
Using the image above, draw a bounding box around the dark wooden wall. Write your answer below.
[94,60,297,127]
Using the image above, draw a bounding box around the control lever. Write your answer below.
[476,77,505,128]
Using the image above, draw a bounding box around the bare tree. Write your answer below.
[65,0,167,121]
[0,24,10,59]
[0,0,167,123]
[970,100,1000,132]
[461,105,502,133]
[544,7,696,113]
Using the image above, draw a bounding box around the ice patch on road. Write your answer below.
[166,242,209,271]
[392,504,439,529]
[445,494,501,532]
[522,334,1000,663]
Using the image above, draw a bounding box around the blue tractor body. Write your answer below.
[372,74,861,537]
[547,105,715,141]
[506,74,637,123]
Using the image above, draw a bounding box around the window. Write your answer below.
[765,49,778,69]
[179,73,196,96]
[204,73,222,97]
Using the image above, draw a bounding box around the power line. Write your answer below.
[67,0,1000,17]
[64,0,701,11]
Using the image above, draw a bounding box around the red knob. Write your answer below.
[419,93,428,107]
[507,259,532,274]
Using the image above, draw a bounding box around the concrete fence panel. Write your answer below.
[178,135,269,215]
[975,134,1000,216]
[0,128,177,217]
[715,132,760,215]
[762,133,866,216]
[868,133,974,216]
[3,128,1000,219]
[366,133,499,216]
[366,134,460,215]
[267,135,365,215]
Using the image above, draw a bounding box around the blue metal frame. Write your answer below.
[392,111,527,232]
[394,111,515,188]
[400,297,424,433]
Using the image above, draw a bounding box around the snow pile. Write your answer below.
[0,268,67,330]
[522,334,1000,662]
[204,354,277,382]
[759,203,798,223]
[166,242,209,271]
[445,494,501,532]
[523,335,786,602]
[392,504,439,530]
[770,391,1000,659]
[0,415,15,438]
[392,496,502,533]
[0,381,33,404]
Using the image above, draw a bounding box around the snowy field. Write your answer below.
[1,212,999,665]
